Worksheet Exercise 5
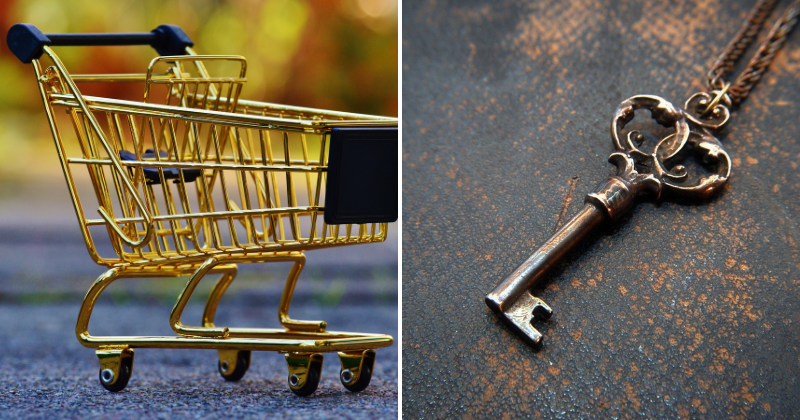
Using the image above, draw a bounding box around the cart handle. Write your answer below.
[7,23,193,63]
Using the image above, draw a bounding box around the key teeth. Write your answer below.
[498,292,552,347]
[518,321,544,347]
[531,297,553,320]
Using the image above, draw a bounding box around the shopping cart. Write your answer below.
[7,23,398,395]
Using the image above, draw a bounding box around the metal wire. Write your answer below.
[707,0,800,105]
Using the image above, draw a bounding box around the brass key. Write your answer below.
[485,94,732,346]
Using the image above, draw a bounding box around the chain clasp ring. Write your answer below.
[700,82,732,117]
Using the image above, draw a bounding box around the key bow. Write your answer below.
[604,94,731,204]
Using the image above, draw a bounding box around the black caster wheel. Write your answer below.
[99,360,132,392]
[338,349,376,393]
[218,350,251,382]
[289,367,320,397]
[97,348,134,392]
[341,364,372,392]
[285,353,323,397]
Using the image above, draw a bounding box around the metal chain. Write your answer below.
[706,0,800,105]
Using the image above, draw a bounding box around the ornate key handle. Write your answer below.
[485,94,732,347]
[590,94,731,221]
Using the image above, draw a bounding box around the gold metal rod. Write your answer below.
[231,97,396,121]
[71,73,187,82]
[77,334,393,351]
[224,328,390,340]
[169,257,230,338]
[84,205,323,225]
[148,77,246,83]
[50,94,395,129]
[67,158,325,173]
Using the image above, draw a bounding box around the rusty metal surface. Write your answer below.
[401,0,800,417]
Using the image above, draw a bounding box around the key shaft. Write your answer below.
[485,173,647,346]
[485,202,607,346]
[485,203,606,313]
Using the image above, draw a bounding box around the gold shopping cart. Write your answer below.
[7,24,398,396]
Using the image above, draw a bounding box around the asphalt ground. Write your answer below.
[0,301,398,419]
[0,180,399,419]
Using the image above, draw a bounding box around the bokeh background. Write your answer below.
[0,1,398,415]
[0,0,397,181]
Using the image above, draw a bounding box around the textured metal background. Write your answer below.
[402,0,800,417]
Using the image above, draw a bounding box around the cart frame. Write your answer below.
[9,23,397,395]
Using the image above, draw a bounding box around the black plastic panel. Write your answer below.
[324,127,398,225]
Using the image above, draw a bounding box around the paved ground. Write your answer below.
[0,179,399,419]
[0,301,398,419]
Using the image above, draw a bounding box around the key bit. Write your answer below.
[497,292,552,346]
[485,94,732,347]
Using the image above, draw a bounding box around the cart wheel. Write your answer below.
[218,350,251,382]
[338,349,376,393]
[97,348,134,392]
[285,353,323,397]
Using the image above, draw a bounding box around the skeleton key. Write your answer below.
[485,94,732,347]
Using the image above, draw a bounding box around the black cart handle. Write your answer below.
[6,23,194,63]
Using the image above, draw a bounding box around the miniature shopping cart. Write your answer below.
[7,24,397,395]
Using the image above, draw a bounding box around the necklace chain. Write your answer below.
[707,0,800,106]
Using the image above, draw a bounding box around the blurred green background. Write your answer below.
[0,0,398,181]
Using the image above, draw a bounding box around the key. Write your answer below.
[485,94,732,346]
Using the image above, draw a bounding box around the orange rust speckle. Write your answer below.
[624,383,641,411]
[773,184,780,193]
[763,402,771,412]
[483,384,494,402]
[548,366,560,375]
[420,127,427,134]
[484,254,492,261]
[571,329,582,340]
[742,392,756,404]
[619,285,628,295]
[712,362,725,374]
[726,257,736,268]
[669,336,678,346]
[746,156,759,165]
[446,168,457,179]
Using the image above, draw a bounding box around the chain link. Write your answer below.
[706,0,800,106]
